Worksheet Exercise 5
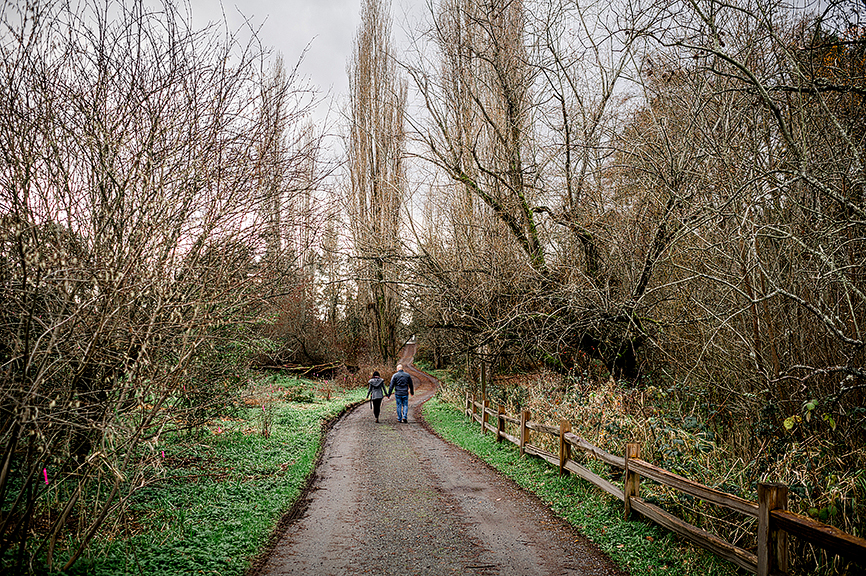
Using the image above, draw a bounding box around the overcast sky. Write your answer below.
[189,0,424,122]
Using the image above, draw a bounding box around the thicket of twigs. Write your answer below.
[0,0,327,571]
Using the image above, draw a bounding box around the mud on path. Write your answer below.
[252,344,628,576]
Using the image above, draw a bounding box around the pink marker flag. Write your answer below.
[43,468,48,485]
[161,450,165,458]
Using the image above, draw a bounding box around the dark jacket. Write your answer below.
[367,377,386,400]
[388,369,414,397]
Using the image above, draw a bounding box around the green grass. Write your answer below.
[64,385,367,576]
[423,396,744,576]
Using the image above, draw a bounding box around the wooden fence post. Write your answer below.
[471,394,476,422]
[757,483,789,576]
[480,360,487,403]
[482,399,489,434]
[559,420,571,476]
[496,404,505,443]
[623,443,641,519]
[519,410,530,457]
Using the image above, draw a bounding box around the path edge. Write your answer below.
[244,398,367,576]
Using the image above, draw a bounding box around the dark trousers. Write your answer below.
[371,398,383,419]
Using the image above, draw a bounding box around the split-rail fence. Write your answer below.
[464,393,866,576]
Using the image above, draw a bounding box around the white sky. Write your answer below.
[189,0,425,123]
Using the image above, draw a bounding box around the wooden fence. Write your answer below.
[464,393,866,576]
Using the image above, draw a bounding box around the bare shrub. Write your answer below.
[0,0,318,571]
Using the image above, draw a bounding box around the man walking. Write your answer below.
[388,364,414,423]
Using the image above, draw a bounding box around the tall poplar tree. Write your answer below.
[347,0,407,364]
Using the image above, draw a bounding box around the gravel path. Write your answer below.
[252,345,628,576]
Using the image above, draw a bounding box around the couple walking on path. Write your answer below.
[366,364,414,423]
[254,342,626,576]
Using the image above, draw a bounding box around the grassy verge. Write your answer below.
[65,381,366,576]
[423,396,743,576]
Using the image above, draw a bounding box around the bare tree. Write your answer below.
[405,0,542,373]
[0,0,317,571]
[404,0,655,376]
[257,57,323,279]
[617,0,866,414]
[347,0,408,364]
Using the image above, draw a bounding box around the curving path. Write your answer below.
[252,343,628,576]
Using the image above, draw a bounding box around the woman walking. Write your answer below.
[366,371,388,423]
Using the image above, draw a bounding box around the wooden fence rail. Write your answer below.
[463,393,866,576]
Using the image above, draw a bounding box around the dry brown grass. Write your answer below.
[437,367,866,575]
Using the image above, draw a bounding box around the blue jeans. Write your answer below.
[395,395,409,421]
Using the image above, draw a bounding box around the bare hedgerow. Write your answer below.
[0,0,319,571]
